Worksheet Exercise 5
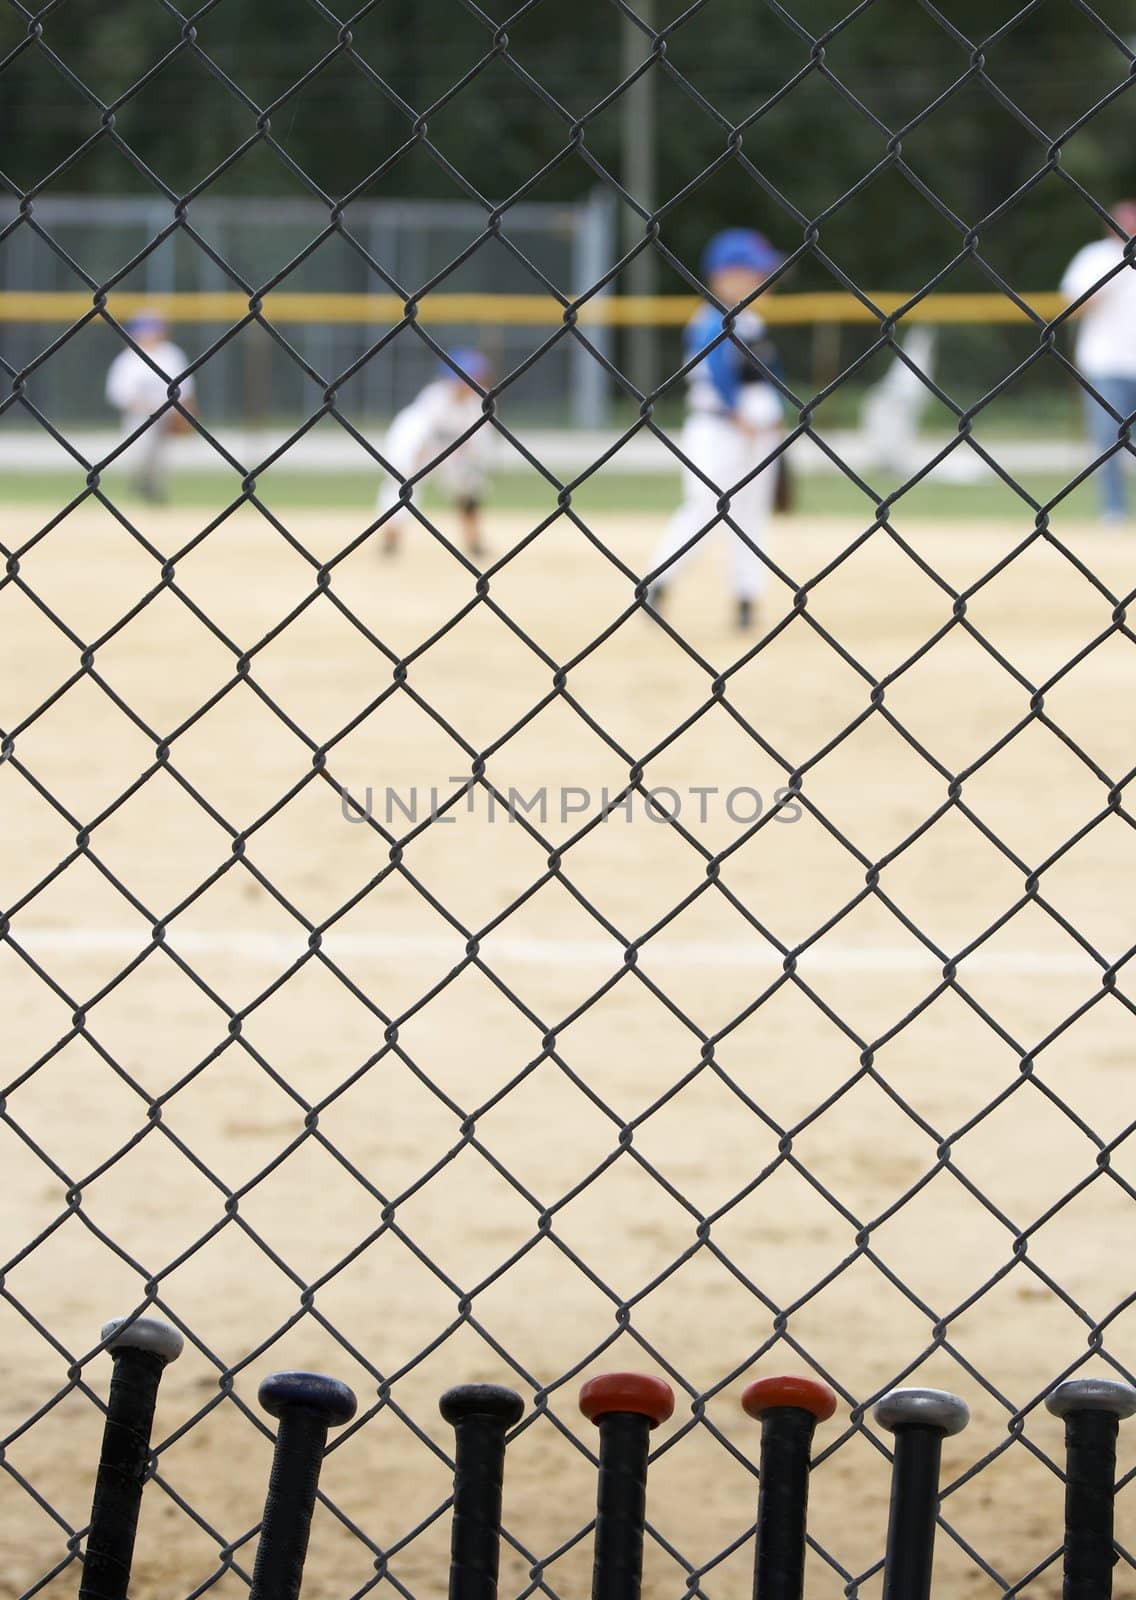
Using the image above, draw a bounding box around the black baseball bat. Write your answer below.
[874,1387,970,1600]
[1046,1377,1136,1600]
[742,1374,838,1600]
[80,1314,184,1600]
[249,1371,358,1600]
[439,1383,525,1600]
[578,1371,675,1600]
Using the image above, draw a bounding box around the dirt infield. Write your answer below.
[2,499,1135,1600]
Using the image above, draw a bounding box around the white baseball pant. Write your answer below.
[376,410,486,523]
[650,394,782,602]
[117,413,173,501]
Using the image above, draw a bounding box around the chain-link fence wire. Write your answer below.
[2,2,1136,1599]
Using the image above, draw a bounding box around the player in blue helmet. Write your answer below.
[104,310,195,502]
[376,346,493,558]
[646,228,786,631]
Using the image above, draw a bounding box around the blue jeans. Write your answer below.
[1082,375,1136,518]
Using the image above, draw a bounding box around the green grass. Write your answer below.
[0,463,1104,521]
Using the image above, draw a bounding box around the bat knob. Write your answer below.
[578,1372,675,1428]
[439,1383,525,1427]
[258,1371,358,1427]
[873,1387,970,1436]
[741,1375,838,1421]
[1045,1378,1136,1420]
[100,1315,184,1364]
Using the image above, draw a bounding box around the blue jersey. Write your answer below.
[684,303,782,414]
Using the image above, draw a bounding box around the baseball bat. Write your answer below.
[874,1387,969,1600]
[439,1383,525,1600]
[1046,1376,1136,1600]
[741,1375,838,1600]
[79,1314,184,1600]
[249,1371,358,1600]
[578,1372,675,1600]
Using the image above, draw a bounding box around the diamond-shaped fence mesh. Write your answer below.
[3,3,1136,1599]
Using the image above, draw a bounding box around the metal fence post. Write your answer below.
[573,187,618,430]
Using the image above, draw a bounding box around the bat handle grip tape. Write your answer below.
[448,1416,512,1600]
[752,1408,820,1600]
[440,1385,523,1600]
[79,1347,167,1600]
[591,1411,652,1600]
[1061,1409,1121,1600]
[880,1427,944,1600]
[249,1409,329,1600]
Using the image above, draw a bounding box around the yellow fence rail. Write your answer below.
[0,290,1069,327]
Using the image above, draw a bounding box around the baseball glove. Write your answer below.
[773,453,794,514]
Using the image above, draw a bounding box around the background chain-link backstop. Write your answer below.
[2,2,1136,1598]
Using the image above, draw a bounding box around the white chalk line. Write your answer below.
[6,926,1109,977]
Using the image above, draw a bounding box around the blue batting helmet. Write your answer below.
[701,229,783,280]
[441,346,492,385]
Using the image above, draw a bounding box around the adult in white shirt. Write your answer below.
[105,312,194,503]
[1060,201,1136,522]
[376,347,493,558]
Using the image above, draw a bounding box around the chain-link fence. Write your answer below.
[3,4,1136,1600]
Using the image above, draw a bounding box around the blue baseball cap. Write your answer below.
[441,346,492,385]
[701,229,783,280]
[125,311,166,338]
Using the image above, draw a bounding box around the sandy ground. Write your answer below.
[2,494,1136,1600]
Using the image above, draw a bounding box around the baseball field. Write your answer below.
[2,479,1134,1600]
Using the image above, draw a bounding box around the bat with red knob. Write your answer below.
[578,1372,675,1600]
[741,1374,838,1600]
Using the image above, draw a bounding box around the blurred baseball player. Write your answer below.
[376,347,493,557]
[647,229,786,631]
[860,327,936,475]
[1060,200,1136,522]
[104,311,194,503]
